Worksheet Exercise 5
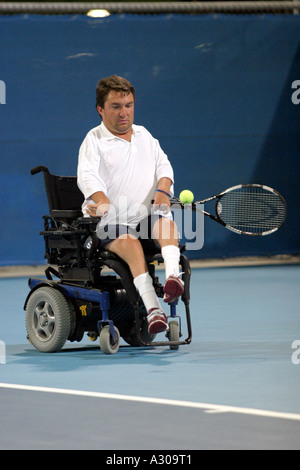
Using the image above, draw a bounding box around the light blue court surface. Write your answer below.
[0,264,300,449]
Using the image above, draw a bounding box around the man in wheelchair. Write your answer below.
[25,76,192,355]
[78,75,184,336]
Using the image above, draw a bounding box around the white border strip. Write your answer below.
[1,382,300,422]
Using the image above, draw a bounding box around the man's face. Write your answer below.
[97,91,134,137]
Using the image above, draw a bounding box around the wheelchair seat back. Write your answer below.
[31,165,84,218]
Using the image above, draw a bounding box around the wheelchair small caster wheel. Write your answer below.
[168,320,180,350]
[99,325,120,354]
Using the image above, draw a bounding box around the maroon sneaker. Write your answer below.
[147,308,168,335]
[163,274,184,303]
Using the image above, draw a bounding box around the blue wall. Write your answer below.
[0,14,299,264]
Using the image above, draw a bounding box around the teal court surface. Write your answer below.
[0,263,300,450]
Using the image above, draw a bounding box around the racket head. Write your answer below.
[215,184,287,236]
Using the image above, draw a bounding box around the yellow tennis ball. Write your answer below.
[179,190,194,204]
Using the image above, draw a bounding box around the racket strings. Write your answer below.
[217,188,286,235]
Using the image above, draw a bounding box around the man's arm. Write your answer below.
[153,177,173,212]
[77,132,108,216]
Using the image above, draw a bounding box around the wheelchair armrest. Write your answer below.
[75,217,101,232]
[76,216,101,225]
[50,209,83,219]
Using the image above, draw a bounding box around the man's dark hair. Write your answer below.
[96,75,135,109]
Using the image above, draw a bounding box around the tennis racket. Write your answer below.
[171,184,287,236]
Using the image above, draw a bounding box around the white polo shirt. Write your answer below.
[77,122,174,228]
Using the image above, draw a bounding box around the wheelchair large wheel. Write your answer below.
[26,286,73,353]
[99,325,120,354]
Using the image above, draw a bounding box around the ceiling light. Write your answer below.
[87,9,111,18]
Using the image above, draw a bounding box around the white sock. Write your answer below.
[161,245,180,279]
[133,272,161,313]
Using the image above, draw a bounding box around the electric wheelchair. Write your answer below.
[24,166,192,354]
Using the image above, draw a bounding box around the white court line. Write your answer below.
[1,382,300,422]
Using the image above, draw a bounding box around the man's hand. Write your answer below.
[87,192,110,217]
[153,190,171,215]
